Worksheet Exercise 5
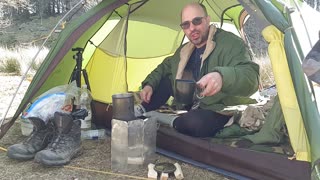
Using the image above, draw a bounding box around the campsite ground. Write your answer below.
[0,75,233,180]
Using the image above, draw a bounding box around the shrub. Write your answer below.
[0,46,48,75]
[0,58,21,74]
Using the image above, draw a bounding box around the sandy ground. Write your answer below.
[0,75,232,180]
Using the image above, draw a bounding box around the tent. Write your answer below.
[1,0,320,179]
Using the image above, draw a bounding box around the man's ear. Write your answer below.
[206,15,211,22]
[205,15,211,25]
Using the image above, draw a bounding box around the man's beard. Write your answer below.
[190,30,209,46]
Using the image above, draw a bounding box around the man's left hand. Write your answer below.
[196,72,222,97]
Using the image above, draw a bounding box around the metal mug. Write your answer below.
[175,79,196,105]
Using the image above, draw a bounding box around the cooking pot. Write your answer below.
[112,93,136,121]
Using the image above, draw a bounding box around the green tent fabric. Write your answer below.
[254,0,320,168]
[4,0,127,126]
[1,0,249,126]
[0,0,319,179]
[214,124,256,138]
[214,96,285,145]
[244,95,285,144]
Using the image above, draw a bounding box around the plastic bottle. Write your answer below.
[79,84,92,130]
[81,129,106,140]
[20,118,33,136]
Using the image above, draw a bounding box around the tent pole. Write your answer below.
[292,0,313,48]
[0,0,87,132]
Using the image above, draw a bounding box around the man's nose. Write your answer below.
[189,23,196,31]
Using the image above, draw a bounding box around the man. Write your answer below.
[135,3,259,137]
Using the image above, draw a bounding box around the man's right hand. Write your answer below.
[140,85,153,103]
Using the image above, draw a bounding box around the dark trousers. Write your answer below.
[142,78,173,112]
[142,77,230,137]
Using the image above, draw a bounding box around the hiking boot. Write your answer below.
[34,112,82,166]
[7,118,54,160]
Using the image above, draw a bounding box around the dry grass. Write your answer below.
[253,55,275,89]
[0,46,48,75]
[0,57,21,74]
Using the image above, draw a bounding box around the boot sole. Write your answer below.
[35,147,83,166]
[7,153,35,161]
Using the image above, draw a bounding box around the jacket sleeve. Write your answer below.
[211,39,260,96]
[141,56,173,90]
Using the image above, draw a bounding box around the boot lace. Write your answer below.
[47,133,73,152]
[23,128,48,145]
[22,121,54,145]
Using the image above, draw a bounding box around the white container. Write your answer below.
[80,118,91,130]
[20,118,33,136]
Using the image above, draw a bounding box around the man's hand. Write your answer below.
[196,72,222,97]
[140,85,153,103]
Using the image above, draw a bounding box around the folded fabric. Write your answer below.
[214,124,256,138]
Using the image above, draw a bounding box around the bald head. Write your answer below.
[181,3,208,21]
[179,2,210,48]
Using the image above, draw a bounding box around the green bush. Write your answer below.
[0,58,21,75]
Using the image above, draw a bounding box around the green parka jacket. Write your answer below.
[142,25,260,113]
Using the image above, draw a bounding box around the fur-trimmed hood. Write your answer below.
[176,25,217,79]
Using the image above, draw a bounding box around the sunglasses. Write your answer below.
[180,16,206,29]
